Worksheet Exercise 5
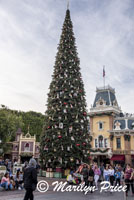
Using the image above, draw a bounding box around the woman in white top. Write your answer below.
[103,166,110,181]
[109,165,115,186]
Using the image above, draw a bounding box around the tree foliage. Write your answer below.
[40,9,91,169]
[0,105,45,155]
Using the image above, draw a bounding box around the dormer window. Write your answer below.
[132,122,134,130]
[114,121,121,130]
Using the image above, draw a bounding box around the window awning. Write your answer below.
[111,155,125,161]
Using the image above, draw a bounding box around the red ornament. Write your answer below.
[83,142,86,145]
[64,102,67,105]
[79,90,82,92]
[76,144,80,146]
[48,126,50,129]
[58,135,62,138]
[83,112,87,116]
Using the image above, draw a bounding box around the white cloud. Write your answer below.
[0,0,133,114]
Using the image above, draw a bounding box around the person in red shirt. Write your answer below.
[124,164,134,196]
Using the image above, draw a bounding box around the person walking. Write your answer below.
[115,168,121,186]
[109,165,115,187]
[103,165,110,192]
[100,163,104,181]
[88,164,94,193]
[130,167,134,196]
[94,165,101,190]
[81,164,89,187]
[23,158,37,200]
[124,164,134,197]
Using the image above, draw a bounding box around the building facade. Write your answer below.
[89,85,134,167]
[11,128,40,163]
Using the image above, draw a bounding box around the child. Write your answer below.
[114,169,121,186]
[67,173,76,185]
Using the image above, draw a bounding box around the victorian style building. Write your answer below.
[11,128,40,163]
[89,85,134,167]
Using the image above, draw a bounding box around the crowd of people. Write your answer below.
[0,158,38,200]
[0,159,29,191]
[1,159,134,198]
[67,162,134,196]
[0,169,23,190]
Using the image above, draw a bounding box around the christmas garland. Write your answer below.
[124,135,131,141]
[20,152,33,157]
[90,148,109,153]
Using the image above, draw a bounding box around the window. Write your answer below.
[104,139,108,148]
[95,139,98,148]
[99,139,103,148]
[99,122,103,130]
[116,138,121,149]
[98,135,103,148]
[24,143,30,152]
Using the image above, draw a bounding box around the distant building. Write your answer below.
[11,128,40,163]
[89,85,134,167]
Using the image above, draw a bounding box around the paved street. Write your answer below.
[0,178,133,200]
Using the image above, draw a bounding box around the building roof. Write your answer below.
[16,128,22,135]
[89,85,121,116]
[93,85,118,107]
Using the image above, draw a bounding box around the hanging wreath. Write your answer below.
[110,135,114,141]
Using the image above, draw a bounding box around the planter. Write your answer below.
[37,169,42,176]
[47,168,52,172]
[42,170,46,177]
[46,171,54,178]
[53,172,62,178]
[56,167,62,172]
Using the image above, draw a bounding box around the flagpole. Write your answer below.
[103,66,105,88]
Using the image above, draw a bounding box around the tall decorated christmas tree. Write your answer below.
[40,8,91,169]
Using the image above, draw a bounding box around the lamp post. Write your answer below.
[0,139,3,156]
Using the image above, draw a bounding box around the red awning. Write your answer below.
[111,155,125,161]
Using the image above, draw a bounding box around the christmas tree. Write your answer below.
[40,8,91,169]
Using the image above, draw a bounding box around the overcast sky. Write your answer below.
[0,0,134,114]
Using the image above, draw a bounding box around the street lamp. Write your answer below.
[0,139,3,155]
